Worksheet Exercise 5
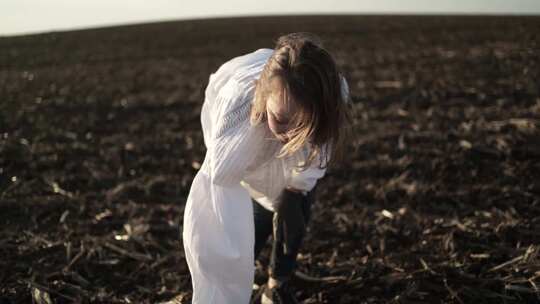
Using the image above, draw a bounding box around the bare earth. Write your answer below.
[1,15,539,303]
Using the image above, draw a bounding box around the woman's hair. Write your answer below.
[250,32,351,170]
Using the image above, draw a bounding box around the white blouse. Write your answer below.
[199,48,348,211]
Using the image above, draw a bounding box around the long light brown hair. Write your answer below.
[250,32,351,170]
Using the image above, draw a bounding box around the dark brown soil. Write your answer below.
[1,15,539,303]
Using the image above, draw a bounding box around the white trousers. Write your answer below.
[182,170,255,303]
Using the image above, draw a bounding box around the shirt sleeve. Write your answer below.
[340,74,351,104]
[287,143,331,193]
[287,164,327,193]
[208,79,258,187]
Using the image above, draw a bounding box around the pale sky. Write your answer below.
[2,0,539,36]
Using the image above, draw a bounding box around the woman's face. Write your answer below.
[266,92,295,143]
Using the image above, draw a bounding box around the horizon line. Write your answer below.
[2,12,539,38]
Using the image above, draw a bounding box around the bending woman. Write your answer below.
[182,32,350,304]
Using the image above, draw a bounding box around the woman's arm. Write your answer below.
[208,80,260,187]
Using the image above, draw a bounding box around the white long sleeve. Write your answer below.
[198,48,275,187]
[208,80,258,187]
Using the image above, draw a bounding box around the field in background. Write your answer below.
[1,15,539,303]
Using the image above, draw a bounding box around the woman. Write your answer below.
[182,32,350,304]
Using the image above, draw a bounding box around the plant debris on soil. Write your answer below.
[1,15,539,304]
